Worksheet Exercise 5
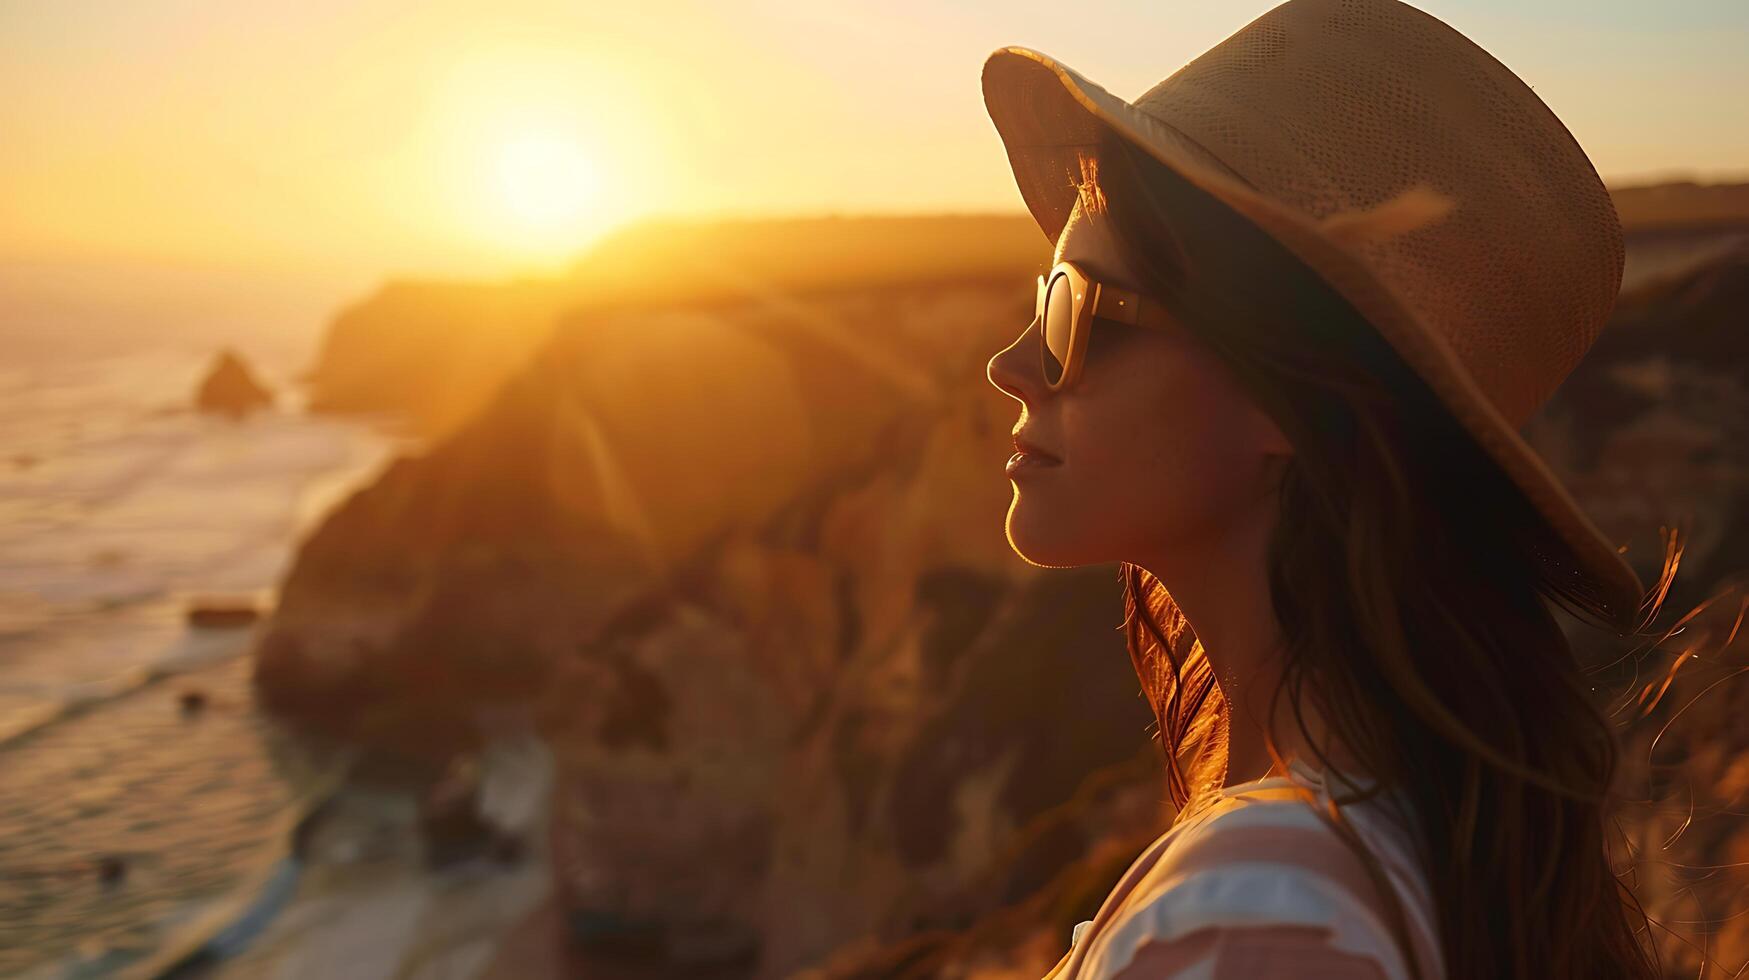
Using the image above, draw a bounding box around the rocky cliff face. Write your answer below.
[1527,237,1749,613]
[258,215,1171,975]
[300,214,1047,439]
[259,200,1749,978]
[301,279,567,438]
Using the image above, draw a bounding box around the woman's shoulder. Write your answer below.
[1075,786,1443,979]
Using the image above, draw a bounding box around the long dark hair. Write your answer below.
[1075,128,1684,978]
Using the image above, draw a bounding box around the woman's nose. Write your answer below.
[987,316,1042,403]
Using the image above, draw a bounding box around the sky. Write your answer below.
[2,0,1745,292]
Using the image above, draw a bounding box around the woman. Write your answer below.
[980,1,1678,977]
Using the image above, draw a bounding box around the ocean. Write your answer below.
[0,315,406,977]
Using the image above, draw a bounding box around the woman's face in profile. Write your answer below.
[985,199,1291,571]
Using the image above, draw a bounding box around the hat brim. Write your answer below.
[982,45,1649,633]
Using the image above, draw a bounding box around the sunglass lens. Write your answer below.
[1042,272,1075,386]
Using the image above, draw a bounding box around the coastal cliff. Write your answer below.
[259,212,1170,975]
[300,214,1047,439]
[258,193,1749,977]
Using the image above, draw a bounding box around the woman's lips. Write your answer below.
[1006,435,1062,475]
[1006,450,1060,476]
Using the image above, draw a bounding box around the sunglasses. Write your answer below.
[1035,259,1177,391]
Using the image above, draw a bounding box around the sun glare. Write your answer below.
[494,132,597,233]
[435,46,674,270]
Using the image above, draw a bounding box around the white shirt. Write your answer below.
[1048,758,1443,980]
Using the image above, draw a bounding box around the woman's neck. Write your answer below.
[1133,475,1373,794]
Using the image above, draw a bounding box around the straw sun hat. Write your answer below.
[982,0,1648,632]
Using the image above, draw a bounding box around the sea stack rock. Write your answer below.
[195,347,275,418]
[186,596,263,628]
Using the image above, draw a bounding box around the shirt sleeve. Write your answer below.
[1105,923,1393,980]
[1079,808,1437,980]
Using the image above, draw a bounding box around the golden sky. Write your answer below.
[3,0,1745,283]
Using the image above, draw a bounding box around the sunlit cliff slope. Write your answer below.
[259,188,1749,978]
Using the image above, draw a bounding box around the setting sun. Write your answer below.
[493,132,598,235]
[465,114,617,268]
[431,45,675,271]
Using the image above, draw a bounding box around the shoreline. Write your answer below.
[123,762,351,980]
[158,759,554,980]
[0,614,267,749]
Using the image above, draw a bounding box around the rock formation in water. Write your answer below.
[186,596,262,628]
[195,347,274,418]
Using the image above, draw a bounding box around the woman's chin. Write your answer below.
[1004,507,1092,568]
